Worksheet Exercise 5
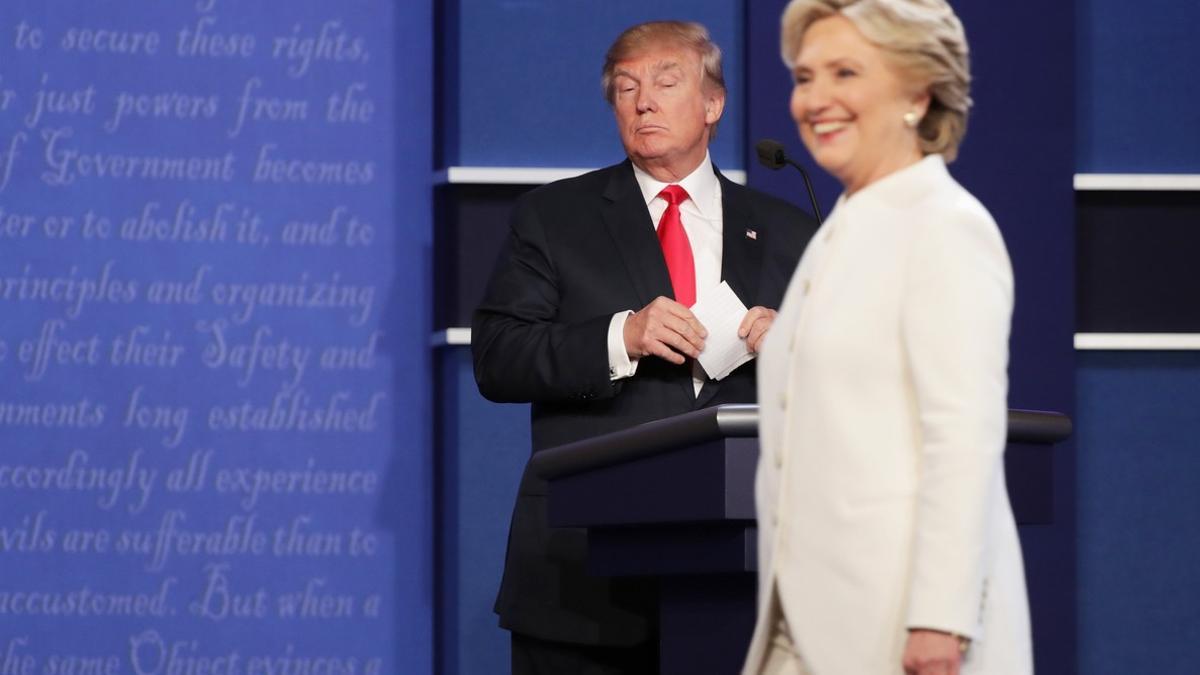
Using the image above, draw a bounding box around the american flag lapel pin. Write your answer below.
[745,228,757,240]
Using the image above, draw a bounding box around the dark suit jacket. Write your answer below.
[472,159,816,646]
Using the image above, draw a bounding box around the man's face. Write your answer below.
[611,46,724,180]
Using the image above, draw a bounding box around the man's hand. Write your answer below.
[902,630,965,675]
[623,296,707,365]
[738,306,777,353]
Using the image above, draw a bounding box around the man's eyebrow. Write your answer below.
[613,60,684,81]
[651,60,683,75]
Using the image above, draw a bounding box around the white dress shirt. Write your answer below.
[606,152,723,395]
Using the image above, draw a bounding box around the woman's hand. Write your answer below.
[902,629,965,675]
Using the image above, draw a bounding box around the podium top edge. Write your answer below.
[531,404,1072,481]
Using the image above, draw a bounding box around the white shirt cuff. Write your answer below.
[607,311,639,380]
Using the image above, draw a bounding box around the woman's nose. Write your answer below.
[805,75,833,110]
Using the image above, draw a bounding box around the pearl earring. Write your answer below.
[903,111,920,128]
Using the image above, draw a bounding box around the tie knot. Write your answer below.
[658,184,689,206]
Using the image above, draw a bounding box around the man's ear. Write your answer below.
[704,90,726,125]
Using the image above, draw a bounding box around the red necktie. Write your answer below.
[657,184,696,307]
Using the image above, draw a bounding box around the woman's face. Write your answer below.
[789,14,928,194]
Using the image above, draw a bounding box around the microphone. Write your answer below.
[755,139,823,224]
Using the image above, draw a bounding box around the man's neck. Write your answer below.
[631,152,719,215]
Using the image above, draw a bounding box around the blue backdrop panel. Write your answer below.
[0,2,431,672]
[447,0,744,169]
[435,348,528,675]
[1077,0,1200,172]
[1075,2,1200,666]
[1077,352,1200,674]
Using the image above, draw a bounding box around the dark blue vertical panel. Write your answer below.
[451,0,744,169]
[746,2,1076,672]
[434,0,461,169]
[950,1,1076,411]
[392,1,436,672]
[1077,0,1200,171]
[1077,352,1200,674]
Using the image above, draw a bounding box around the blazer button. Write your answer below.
[778,392,787,409]
[773,452,783,469]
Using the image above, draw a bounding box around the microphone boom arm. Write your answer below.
[754,138,823,224]
[787,157,823,224]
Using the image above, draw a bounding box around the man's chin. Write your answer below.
[630,146,669,165]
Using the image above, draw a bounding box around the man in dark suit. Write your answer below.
[473,20,818,674]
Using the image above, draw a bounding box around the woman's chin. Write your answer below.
[810,153,848,183]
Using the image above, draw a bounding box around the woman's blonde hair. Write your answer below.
[781,0,972,161]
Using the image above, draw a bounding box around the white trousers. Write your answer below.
[756,589,812,675]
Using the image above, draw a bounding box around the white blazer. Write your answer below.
[743,156,1031,675]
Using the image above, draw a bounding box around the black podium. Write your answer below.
[530,404,1072,675]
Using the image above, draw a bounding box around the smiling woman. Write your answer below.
[782,0,971,165]
[743,2,1030,675]
[788,14,927,195]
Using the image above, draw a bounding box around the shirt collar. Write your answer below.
[631,152,720,218]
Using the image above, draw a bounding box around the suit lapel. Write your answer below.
[600,161,675,308]
[695,170,764,408]
[717,171,763,308]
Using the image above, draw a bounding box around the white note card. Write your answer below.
[691,281,755,381]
